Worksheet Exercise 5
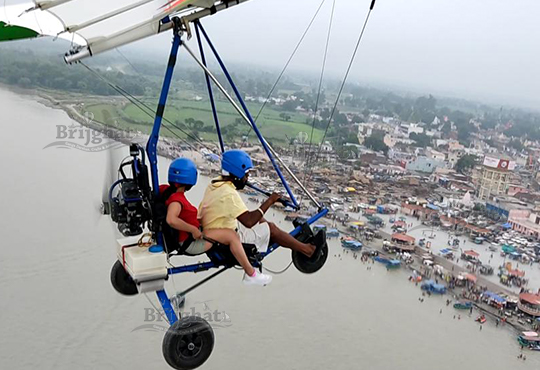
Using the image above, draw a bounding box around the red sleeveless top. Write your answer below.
[160,185,200,242]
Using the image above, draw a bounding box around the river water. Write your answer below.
[0,87,537,370]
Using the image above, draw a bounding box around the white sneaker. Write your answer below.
[243,270,272,286]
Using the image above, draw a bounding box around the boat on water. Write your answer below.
[453,301,473,310]
[374,256,401,269]
[518,332,540,350]
[439,248,454,260]
[421,280,447,294]
[341,238,362,250]
[475,315,486,324]
[327,228,340,238]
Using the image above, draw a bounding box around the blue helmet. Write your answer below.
[168,158,198,186]
[222,150,253,179]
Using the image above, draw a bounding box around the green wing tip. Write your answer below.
[0,21,40,42]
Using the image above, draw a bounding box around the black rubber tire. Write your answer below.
[110,260,138,296]
[292,242,329,274]
[162,316,215,370]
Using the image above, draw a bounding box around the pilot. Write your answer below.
[198,150,325,284]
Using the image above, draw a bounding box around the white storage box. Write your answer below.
[117,238,168,283]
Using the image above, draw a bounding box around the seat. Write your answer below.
[206,243,263,269]
[162,222,263,268]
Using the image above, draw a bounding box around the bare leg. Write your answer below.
[204,229,255,276]
[268,222,315,257]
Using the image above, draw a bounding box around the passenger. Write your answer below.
[163,158,270,286]
[198,150,324,285]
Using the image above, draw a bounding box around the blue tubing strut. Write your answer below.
[157,289,178,325]
[195,21,299,208]
[194,23,224,153]
[147,32,182,195]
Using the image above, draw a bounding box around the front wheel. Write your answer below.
[162,316,215,370]
[292,242,328,274]
[110,260,138,296]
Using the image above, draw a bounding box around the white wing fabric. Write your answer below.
[0,0,226,59]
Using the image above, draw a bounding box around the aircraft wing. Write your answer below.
[0,0,249,61]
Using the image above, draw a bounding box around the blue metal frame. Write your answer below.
[194,21,299,208]
[157,289,178,324]
[144,25,328,326]
[146,32,182,195]
[194,23,224,153]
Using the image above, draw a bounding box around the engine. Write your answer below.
[109,144,152,237]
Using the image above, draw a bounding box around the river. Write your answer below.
[0,87,537,369]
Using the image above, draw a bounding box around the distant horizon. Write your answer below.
[1,33,539,115]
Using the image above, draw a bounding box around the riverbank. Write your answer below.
[9,85,214,168]
[308,212,538,337]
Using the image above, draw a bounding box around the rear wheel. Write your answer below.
[292,242,328,274]
[162,316,215,370]
[110,260,138,296]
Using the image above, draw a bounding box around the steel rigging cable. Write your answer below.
[306,0,378,185]
[303,0,336,184]
[79,61,219,153]
[242,0,328,140]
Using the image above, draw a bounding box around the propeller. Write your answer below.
[95,144,127,226]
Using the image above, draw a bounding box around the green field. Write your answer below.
[83,98,324,145]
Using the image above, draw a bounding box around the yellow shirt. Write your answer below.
[198,178,249,230]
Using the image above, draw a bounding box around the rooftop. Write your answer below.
[520,293,540,306]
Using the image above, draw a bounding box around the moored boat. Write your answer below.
[475,315,486,324]
[453,301,473,310]
[327,228,340,238]
[517,332,540,350]
[341,238,362,250]
[421,280,447,294]
[374,256,401,269]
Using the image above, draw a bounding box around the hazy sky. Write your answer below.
[4,0,538,107]
[131,0,539,108]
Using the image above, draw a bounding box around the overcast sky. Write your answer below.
[6,0,538,108]
[132,0,538,108]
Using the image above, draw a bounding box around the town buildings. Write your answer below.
[478,156,515,201]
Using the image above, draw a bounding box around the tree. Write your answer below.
[455,154,477,173]
[337,145,358,160]
[17,77,31,88]
[281,100,298,112]
[279,112,291,122]
[415,94,437,112]
[194,120,205,131]
[185,118,196,128]
[441,122,451,134]
[364,135,389,155]
[409,132,432,148]
[508,139,524,152]
[334,112,348,125]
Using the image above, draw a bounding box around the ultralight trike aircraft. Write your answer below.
[0,0,378,368]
